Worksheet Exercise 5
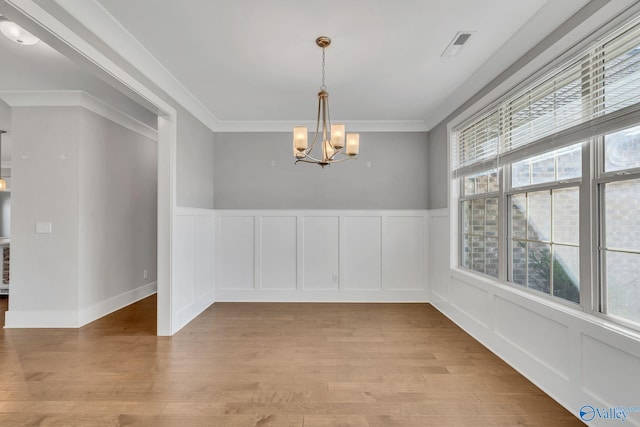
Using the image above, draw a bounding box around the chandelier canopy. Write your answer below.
[293,36,359,167]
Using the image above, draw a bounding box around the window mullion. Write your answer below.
[498,166,507,282]
[581,139,596,314]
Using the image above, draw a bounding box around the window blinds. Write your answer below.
[451,110,499,176]
[452,13,640,177]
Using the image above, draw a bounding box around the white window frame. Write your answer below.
[450,10,640,331]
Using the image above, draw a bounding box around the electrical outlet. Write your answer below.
[332,274,339,283]
[143,269,148,279]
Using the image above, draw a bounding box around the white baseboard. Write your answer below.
[4,282,157,328]
[173,291,215,333]
[215,289,428,303]
[4,309,80,328]
[79,281,158,326]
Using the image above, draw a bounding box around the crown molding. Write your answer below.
[0,90,158,140]
[215,120,429,133]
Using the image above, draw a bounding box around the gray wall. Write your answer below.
[0,98,10,130]
[427,123,448,209]
[10,106,157,318]
[78,108,157,308]
[214,132,429,209]
[11,107,80,312]
[176,107,214,209]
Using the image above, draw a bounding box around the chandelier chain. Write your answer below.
[321,48,326,91]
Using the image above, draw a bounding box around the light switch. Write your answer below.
[35,222,52,234]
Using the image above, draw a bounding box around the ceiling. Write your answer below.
[82,0,593,130]
[0,18,158,162]
[1,0,606,133]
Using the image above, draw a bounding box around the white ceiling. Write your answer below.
[0,14,158,128]
[2,0,607,134]
[0,14,158,162]
[87,0,592,130]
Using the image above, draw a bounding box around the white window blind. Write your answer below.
[452,14,640,177]
[501,59,583,155]
[452,110,499,177]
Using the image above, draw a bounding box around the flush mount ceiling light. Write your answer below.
[0,16,39,46]
[293,36,359,167]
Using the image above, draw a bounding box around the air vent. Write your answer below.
[441,31,474,57]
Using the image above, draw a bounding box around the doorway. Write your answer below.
[0,8,171,333]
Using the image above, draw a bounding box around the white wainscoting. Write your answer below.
[215,210,429,302]
[428,208,640,426]
[172,207,215,332]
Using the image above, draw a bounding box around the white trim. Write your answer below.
[173,291,215,332]
[215,120,429,133]
[4,310,80,328]
[78,282,157,327]
[215,289,427,303]
[429,207,449,218]
[4,284,158,329]
[157,114,176,336]
[215,209,430,217]
[175,206,216,217]
[0,90,157,140]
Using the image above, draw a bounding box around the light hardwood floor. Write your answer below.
[0,296,584,426]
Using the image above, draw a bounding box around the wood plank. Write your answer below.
[0,296,583,426]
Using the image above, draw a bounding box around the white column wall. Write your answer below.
[172,207,215,332]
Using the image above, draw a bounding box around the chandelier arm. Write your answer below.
[296,155,356,166]
[298,152,324,163]
[295,158,324,165]
[323,156,356,164]
[306,93,323,155]
[324,87,341,160]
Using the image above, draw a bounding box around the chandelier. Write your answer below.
[293,36,359,167]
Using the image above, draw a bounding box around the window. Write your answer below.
[460,170,499,278]
[511,144,582,187]
[507,145,582,303]
[603,125,640,172]
[599,126,640,325]
[451,13,640,329]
